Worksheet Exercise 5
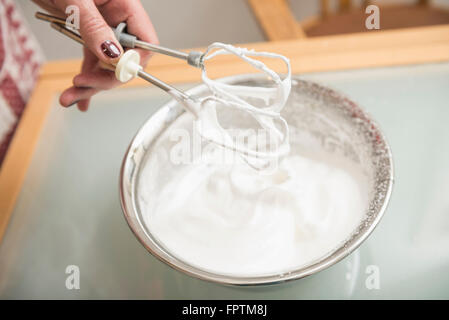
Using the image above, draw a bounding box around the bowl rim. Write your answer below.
[119,73,394,286]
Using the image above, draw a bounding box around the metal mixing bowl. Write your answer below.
[119,74,394,285]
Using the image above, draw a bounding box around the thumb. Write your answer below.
[69,0,123,63]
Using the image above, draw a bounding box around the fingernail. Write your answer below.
[101,40,121,58]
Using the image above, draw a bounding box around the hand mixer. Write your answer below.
[35,11,292,165]
[36,11,204,117]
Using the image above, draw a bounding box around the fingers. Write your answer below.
[124,1,159,45]
[57,0,123,65]
[59,49,94,109]
[53,0,160,112]
[74,48,120,90]
[76,98,91,112]
[77,0,123,63]
[60,86,99,107]
[98,0,159,67]
[126,6,159,66]
[61,49,120,110]
[73,70,118,90]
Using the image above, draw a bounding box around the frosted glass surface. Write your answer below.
[1,62,449,299]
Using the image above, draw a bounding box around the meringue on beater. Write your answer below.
[195,42,291,168]
[115,43,292,169]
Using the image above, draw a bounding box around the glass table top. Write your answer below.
[1,62,449,299]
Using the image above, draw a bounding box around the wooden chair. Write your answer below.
[248,0,449,40]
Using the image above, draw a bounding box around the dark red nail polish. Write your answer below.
[101,40,121,58]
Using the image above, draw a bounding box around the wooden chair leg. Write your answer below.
[321,0,330,18]
[339,0,352,12]
[247,0,306,41]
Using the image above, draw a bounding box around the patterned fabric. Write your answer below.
[0,0,44,167]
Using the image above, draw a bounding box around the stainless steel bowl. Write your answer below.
[119,74,394,286]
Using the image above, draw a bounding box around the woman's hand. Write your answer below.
[32,0,158,111]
